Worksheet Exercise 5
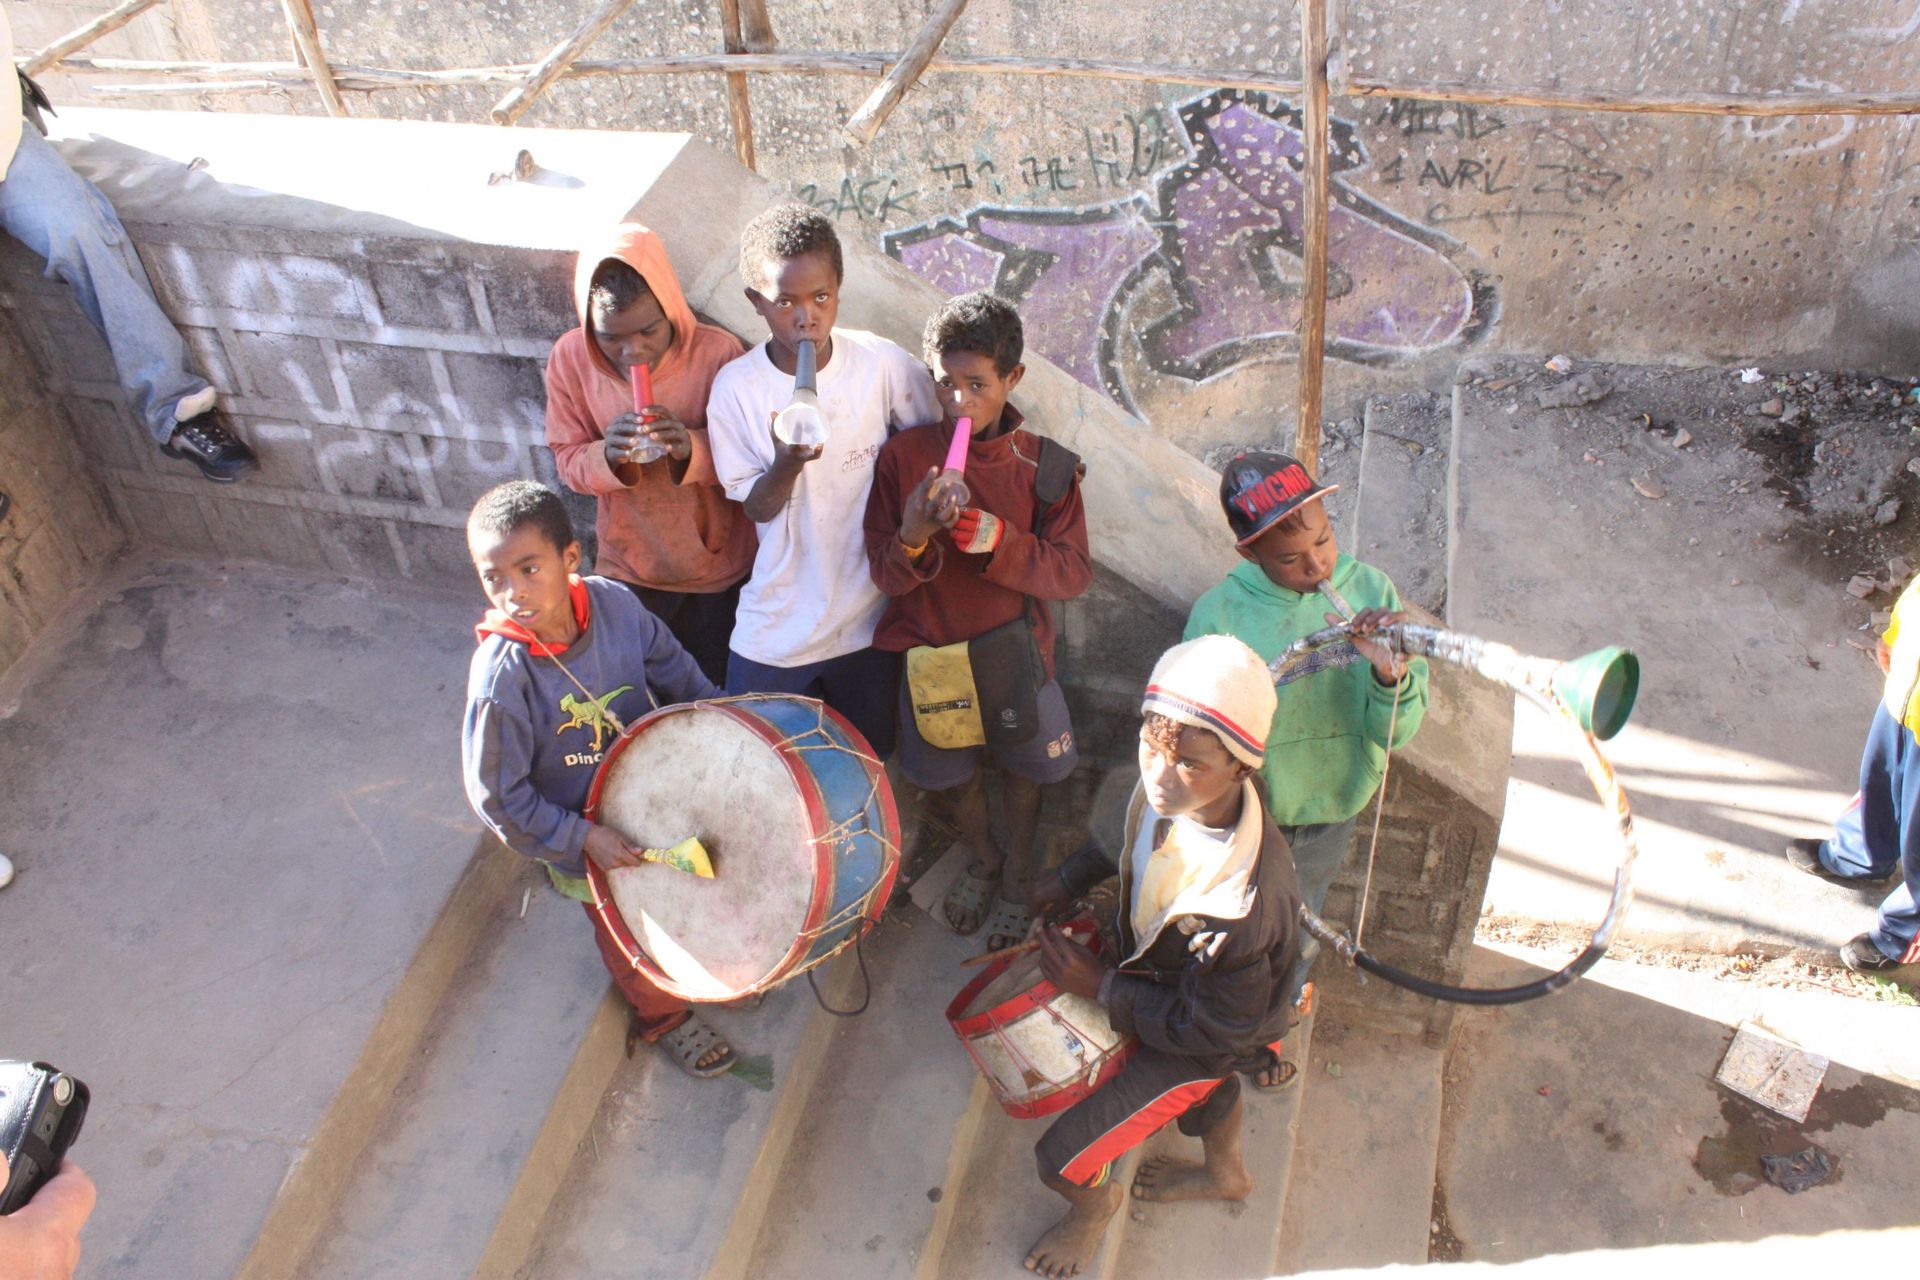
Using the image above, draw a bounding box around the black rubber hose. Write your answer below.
[1347,942,1608,1006]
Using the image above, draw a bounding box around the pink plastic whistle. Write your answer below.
[943,417,973,474]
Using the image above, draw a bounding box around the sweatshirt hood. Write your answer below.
[573,224,700,386]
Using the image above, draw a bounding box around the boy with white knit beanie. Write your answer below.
[1019,634,1302,1278]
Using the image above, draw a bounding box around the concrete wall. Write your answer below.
[18,0,1920,457]
[0,288,125,677]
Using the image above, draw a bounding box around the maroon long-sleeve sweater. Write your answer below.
[863,407,1093,677]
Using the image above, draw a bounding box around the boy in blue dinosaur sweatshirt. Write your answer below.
[461,480,739,1079]
[1183,451,1428,1088]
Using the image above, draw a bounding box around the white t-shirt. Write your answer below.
[707,328,942,667]
[3,9,24,177]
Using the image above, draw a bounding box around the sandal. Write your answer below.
[980,896,1033,953]
[942,860,998,935]
[656,1014,738,1079]
[1254,1054,1300,1093]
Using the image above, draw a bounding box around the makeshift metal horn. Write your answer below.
[1268,583,1643,1006]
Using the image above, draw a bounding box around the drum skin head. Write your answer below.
[596,708,813,999]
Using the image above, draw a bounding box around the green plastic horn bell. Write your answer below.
[1553,646,1640,741]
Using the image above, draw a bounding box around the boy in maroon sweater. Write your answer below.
[864,292,1093,951]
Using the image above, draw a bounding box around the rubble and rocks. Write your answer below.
[1536,372,1612,409]
[1847,575,1879,599]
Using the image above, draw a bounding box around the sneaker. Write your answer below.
[1785,838,1894,884]
[1840,933,1901,973]
[163,410,258,483]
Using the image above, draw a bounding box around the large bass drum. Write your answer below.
[584,694,900,1002]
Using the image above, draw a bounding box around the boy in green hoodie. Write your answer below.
[1183,451,1427,1087]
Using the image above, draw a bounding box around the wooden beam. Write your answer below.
[21,0,165,76]
[716,0,757,169]
[64,51,1920,118]
[276,0,348,116]
[1294,0,1330,473]
[842,0,971,146]
[490,0,640,125]
[1341,77,1920,118]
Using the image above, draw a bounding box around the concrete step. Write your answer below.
[736,914,979,1278]
[503,942,867,1280]
[1104,1010,1315,1280]
[1353,391,1450,617]
[295,859,612,1280]
[1272,1000,1443,1273]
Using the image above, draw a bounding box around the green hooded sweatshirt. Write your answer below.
[1183,555,1428,826]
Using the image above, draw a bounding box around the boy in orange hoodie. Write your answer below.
[544,224,757,683]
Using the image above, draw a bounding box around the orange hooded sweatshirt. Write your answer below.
[544,225,756,593]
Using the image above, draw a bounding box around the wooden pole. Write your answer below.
[62,51,1920,118]
[738,0,776,52]
[1294,0,1330,473]
[276,0,347,116]
[21,0,165,76]
[716,0,758,169]
[842,0,972,146]
[490,0,639,124]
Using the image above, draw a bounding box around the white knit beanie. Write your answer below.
[1140,635,1277,768]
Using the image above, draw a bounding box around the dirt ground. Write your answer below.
[1458,359,1920,642]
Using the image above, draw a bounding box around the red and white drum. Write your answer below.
[584,694,900,1003]
[946,926,1137,1120]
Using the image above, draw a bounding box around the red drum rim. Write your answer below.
[582,695,890,1002]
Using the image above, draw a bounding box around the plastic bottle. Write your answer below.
[773,339,829,448]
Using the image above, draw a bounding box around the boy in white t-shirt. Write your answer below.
[707,204,942,754]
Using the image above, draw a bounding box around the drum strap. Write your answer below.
[538,646,660,738]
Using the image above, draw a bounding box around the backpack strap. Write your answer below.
[1033,436,1084,514]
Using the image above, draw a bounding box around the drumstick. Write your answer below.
[959,938,1041,968]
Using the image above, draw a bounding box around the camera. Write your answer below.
[0,1061,89,1215]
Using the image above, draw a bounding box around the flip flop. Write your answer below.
[942,860,998,935]
[656,1014,737,1079]
[981,896,1033,953]
[1254,1056,1300,1093]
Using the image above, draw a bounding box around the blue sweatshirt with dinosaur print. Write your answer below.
[462,575,720,875]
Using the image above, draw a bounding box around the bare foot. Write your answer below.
[1024,1181,1122,1277]
[1130,1154,1253,1203]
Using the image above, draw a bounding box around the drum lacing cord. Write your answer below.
[1351,667,1404,953]
[807,934,873,1017]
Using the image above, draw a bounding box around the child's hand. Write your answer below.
[584,824,646,872]
[951,507,1004,554]
[604,412,652,467]
[1037,924,1108,1000]
[901,466,961,546]
[1878,638,1894,675]
[766,412,824,469]
[1335,607,1408,685]
[1027,870,1075,921]
[639,411,693,463]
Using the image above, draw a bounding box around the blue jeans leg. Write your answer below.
[1279,817,1357,1006]
[0,130,208,443]
[1822,703,1908,879]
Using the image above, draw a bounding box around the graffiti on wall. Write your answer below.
[875,90,1495,412]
